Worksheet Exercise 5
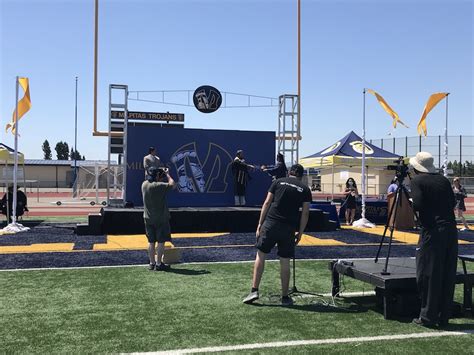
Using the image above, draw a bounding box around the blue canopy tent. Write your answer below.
[299,131,402,199]
[300,131,401,168]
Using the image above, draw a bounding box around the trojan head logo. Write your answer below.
[193,85,222,113]
[350,141,374,155]
[170,143,232,193]
[320,141,341,155]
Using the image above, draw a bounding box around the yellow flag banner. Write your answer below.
[366,89,408,129]
[6,77,31,135]
[416,92,448,136]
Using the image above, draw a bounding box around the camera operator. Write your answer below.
[409,152,458,327]
[243,164,311,306]
[142,166,176,271]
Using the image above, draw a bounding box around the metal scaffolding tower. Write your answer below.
[107,84,128,206]
[278,94,300,166]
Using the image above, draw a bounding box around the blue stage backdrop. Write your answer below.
[126,125,275,207]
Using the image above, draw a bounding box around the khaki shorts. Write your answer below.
[145,222,171,243]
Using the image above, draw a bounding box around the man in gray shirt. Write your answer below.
[143,147,162,176]
[142,166,176,271]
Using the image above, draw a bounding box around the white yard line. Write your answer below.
[127,330,474,355]
[0,258,382,272]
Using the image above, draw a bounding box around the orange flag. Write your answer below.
[367,89,408,128]
[6,77,31,135]
[417,93,448,136]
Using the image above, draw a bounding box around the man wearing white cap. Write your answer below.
[409,152,458,327]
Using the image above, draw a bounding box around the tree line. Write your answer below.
[42,140,85,161]
[447,160,474,177]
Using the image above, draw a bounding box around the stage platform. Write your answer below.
[77,206,338,235]
[329,257,474,319]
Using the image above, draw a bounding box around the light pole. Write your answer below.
[73,76,78,197]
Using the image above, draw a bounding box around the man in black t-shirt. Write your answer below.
[409,152,458,327]
[243,164,312,306]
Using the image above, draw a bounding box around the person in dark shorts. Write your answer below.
[142,167,176,271]
[409,152,458,327]
[243,164,311,306]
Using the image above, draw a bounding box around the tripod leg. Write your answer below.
[382,188,402,274]
[375,191,397,263]
[291,256,297,292]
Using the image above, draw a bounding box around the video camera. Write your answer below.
[156,167,169,176]
[147,166,169,179]
[387,157,410,182]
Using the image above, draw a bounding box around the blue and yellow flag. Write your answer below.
[417,93,448,136]
[6,77,31,135]
[367,89,408,129]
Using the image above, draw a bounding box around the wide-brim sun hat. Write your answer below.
[409,152,437,173]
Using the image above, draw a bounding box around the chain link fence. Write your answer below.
[369,135,474,171]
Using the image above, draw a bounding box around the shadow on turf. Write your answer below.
[248,296,369,314]
[167,267,210,276]
[1,219,44,228]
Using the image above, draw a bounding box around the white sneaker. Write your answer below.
[460,227,468,232]
[243,291,259,304]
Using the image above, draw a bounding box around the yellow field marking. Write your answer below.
[342,225,470,245]
[0,243,75,254]
[300,234,347,246]
[93,235,174,251]
[170,233,229,238]
[106,232,228,239]
[92,233,228,251]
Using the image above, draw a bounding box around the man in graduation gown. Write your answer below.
[231,150,255,206]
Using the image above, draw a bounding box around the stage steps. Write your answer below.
[77,207,338,235]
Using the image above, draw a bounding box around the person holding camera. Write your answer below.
[143,147,162,177]
[243,164,311,306]
[343,177,358,225]
[453,177,469,231]
[142,166,176,271]
[409,152,458,327]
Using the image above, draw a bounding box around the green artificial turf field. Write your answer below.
[1,260,473,354]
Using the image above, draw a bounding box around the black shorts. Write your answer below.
[256,220,296,258]
[145,222,172,243]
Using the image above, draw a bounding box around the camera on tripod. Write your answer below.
[387,157,410,182]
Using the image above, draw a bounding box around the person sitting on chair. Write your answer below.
[1,186,28,223]
[387,177,398,198]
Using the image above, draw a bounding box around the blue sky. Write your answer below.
[1,0,472,160]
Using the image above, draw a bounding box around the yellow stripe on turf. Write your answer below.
[107,232,228,239]
[170,233,229,238]
[299,234,347,246]
[0,243,75,254]
[342,225,470,244]
[93,235,174,251]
